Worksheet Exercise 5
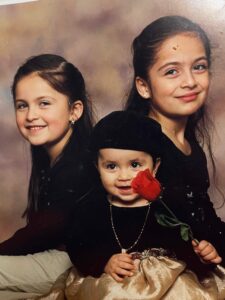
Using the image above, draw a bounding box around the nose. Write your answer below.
[26,106,39,121]
[118,168,132,181]
[181,70,197,89]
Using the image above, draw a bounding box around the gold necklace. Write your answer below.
[109,203,151,254]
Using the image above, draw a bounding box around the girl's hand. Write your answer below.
[192,240,222,264]
[104,253,135,282]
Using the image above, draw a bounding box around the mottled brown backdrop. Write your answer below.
[0,0,225,241]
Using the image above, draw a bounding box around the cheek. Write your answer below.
[15,114,24,130]
[202,78,210,90]
[150,81,175,102]
[99,172,114,187]
[47,106,71,123]
[48,116,69,132]
[196,72,209,91]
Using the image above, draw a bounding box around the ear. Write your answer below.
[135,76,152,99]
[153,158,161,177]
[69,100,84,123]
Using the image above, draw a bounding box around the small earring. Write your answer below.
[144,92,149,99]
[70,119,75,125]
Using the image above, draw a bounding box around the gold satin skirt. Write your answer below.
[30,250,225,300]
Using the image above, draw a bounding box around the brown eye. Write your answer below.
[193,64,208,72]
[165,69,177,76]
[106,163,116,170]
[40,100,50,107]
[131,161,141,168]
[15,102,27,110]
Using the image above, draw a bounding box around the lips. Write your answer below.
[25,125,47,133]
[176,92,199,102]
[117,186,133,195]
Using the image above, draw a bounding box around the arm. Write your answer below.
[190,193,225,267]
[66,192,120,278]
[0,201,73,255]
[0,158,96,255]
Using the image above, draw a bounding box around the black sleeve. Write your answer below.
[176,241,216,276]
[45,158,98,207]
[0,159,98,255]
[66,193,113,277]
[0,201,73,255]
[67,239,113,277]
[193,193,225,267]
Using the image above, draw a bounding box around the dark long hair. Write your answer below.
[12,54,93,221]
[125,15,215,174]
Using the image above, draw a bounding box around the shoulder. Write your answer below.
[52,146,96,180]
[68,188,108,234]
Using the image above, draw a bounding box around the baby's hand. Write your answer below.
[104,253,135,282]
[192,240,222,264]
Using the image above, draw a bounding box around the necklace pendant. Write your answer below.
[121,249,127,254]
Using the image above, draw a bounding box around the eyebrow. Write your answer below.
[158,56,208,71]
[129,158,141,162]
[103,160,116,163]
[15,96,55,102]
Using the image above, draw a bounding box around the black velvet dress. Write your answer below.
[67,184,223,277]
[0,134,97,255]
[65,187,225,299]
[156,128,225,265]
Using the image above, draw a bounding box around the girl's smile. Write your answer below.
[116,185,133,195]
[175,91,200,102]
[25,125,47,133]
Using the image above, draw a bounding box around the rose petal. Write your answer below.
[131,169,161,201]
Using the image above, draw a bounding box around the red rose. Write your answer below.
[132,169,197,243]
[131,169,161,201]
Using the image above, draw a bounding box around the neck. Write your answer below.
[149,111,191,155]
[45,128,73,166]
[109,195,149,208]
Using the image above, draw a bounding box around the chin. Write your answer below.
[28,139,46,146]
[119,194,139,202]
[186,100,205,113]
[173,105,204,118]
[119,196,136,202]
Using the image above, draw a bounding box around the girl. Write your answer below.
[0,54,96,298]
[125,15,225,264]
[43,111,224,300]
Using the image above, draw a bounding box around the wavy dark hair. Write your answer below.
[125,15,215,176]
[12,54,93,221]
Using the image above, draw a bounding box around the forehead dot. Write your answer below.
[172,44,179,51]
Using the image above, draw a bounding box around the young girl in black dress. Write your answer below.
[125,15,225,266]
[0,54,96,298]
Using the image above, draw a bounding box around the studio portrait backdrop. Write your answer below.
[0,0,225,241]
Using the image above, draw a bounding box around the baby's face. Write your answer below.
[97,148,155,207]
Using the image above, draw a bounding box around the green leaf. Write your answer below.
[155,212,182,228]
[155,212,192,242]
[180,224,191,241]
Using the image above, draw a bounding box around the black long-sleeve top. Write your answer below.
[156,126,225,263]
[0,135,98,255]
